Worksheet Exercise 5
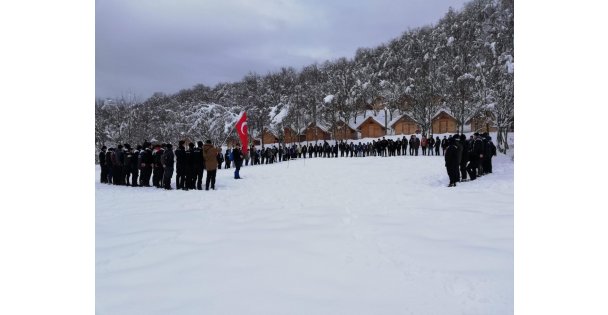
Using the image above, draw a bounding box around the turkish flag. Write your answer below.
[235,112,248,154]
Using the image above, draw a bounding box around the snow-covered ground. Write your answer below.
[96,138,513,315]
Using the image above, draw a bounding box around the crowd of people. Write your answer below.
[99,140,230,191]
[98,132,497,190]
[442,132,497,187]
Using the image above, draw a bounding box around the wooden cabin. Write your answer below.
[467,112,498,133]
[283,127,300,144]
[332,121,357,141]
[431,110,458,134]
[358,116,386,138]
[390,114,420,135]
[304,123,331,142]
[259,129,279,144]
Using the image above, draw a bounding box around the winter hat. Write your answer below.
[188,142,195,148]
[101,146,107,150]
[179,140,185,146]
[197,141,203,146]
[166,143,173,149]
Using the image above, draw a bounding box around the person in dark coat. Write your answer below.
[112,144,124,185]
[186,142,195,189]
[402,136,408,156]
[161,143,174,190]
[203,140,219,190]
[466,133,483,180]
[139,142,153,187]
[414,136,420,156]
[232,147,244,179]
[104,147,113,184]
[486,136,496,173]
[459,134,469,181]
[434,136,441,155]
[123,144,134,186]
[441,136,448,155]
[152,144,165,188]
[193,141,205,190]
[217,150,224,169]
[175,140,187,190]
[444,136,460,187]
[99,146,108,183]
[130,145,141,187]
[481,133,492,175]
[224,148,232,169]
[428,137,435,156]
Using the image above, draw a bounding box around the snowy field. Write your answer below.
[96,141,513,314]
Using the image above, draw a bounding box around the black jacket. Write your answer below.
[175,146,187,169]
[233,148,244,167]
[99,151,106,166]
[445,144,459,168]
[161,149,174,168]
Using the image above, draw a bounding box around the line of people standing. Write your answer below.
[99,139,236,191]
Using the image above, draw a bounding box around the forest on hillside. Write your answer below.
[95,0,513,153]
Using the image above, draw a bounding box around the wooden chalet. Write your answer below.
[467,111,498,133]
[304,122,331,142]
[282,126,300,144]
[390,114,420,135]
[332,120,357,141]
[358,116,386,138]
[431,110,458,134]
[259,128,279,144]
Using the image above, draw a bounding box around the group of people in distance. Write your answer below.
[98,132,497,190]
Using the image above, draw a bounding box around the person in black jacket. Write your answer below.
[185,142,195,190]
[233,147,244,179]
[130,145,141,187]
[224,148,231,169]
[112,144,124,185]
[466,133,483,180]
[152,144,165,188]
[486,136,496,173]
[217,151,224,169]
[481,133,493,175]
[459,134,469,181]
[192,141,205,190]
[123,144,134,186]
[175,140,187,190]
[161,143,174,190]
[139,142,153,187]
[434,136,441,156]
[105,148,113,184]
[444,136,460,187]
[99,146,107,183]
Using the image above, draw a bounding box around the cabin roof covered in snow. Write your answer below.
[388,113,417,127]
[432,109,456,120]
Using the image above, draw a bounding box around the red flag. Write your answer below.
[235,112,248,155]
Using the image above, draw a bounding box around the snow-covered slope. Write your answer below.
[96,149,513,314]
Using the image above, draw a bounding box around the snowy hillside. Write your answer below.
[96,145,514,314]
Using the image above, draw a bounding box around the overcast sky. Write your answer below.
[96,0,469,100]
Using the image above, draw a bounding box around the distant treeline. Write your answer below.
[95,0,513,153]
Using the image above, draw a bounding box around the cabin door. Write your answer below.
[440,120,447,133]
